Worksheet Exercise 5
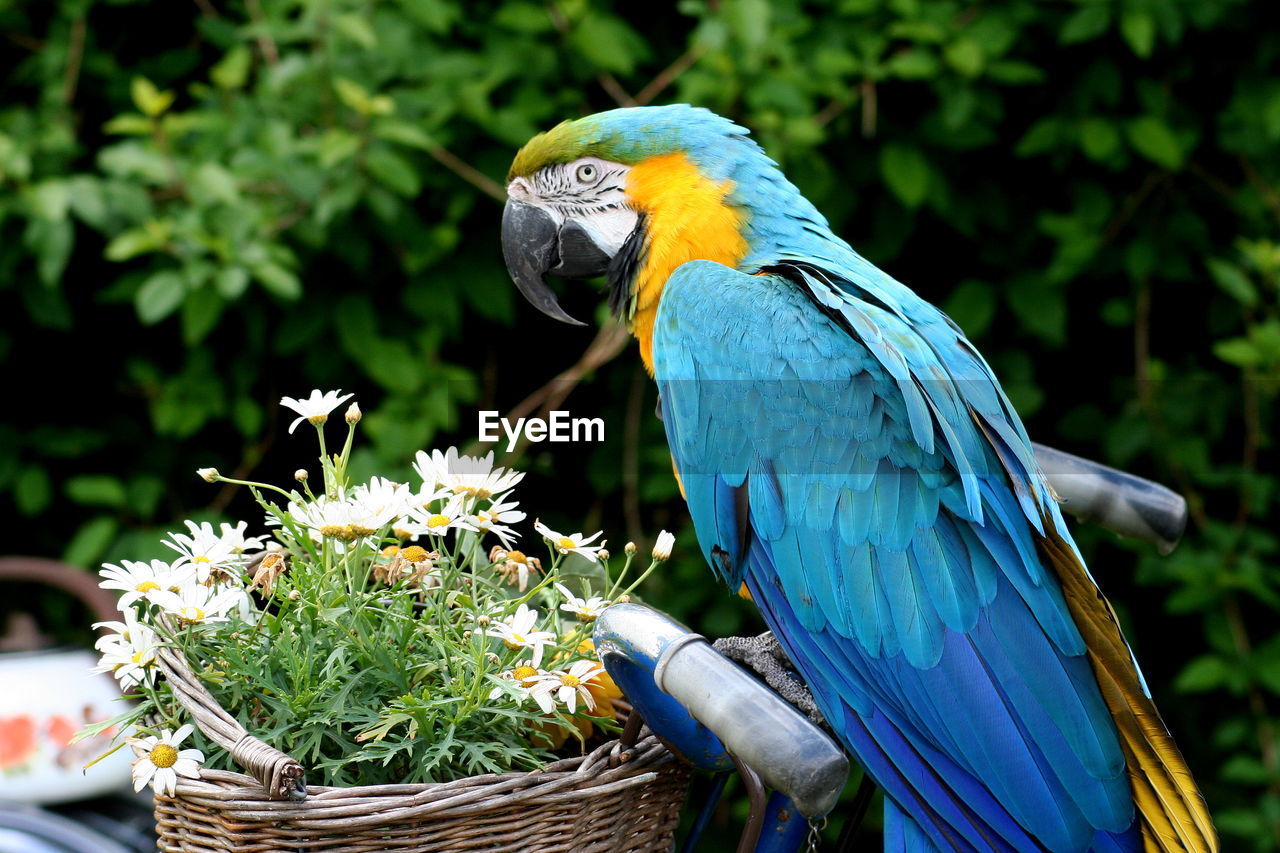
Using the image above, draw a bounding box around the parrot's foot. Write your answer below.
[713,632,826,726]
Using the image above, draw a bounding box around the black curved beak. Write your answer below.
[502,200,611,326]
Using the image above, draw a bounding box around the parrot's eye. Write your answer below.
[575,163,598,183]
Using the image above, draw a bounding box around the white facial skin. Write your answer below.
[506,157,639,257]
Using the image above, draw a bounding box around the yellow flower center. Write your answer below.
[132,650,148,664]
[559,674,581,688]
[150,743,178,768]
[347,524,375,537]
[513,665,538,685]
[178,606,206,622]
[427,514,451,528]
[135,581,160,593]
[401,546,429,563]
[455,485,493,500]
[193,555,211,563]
[506,551,527,564]
[319,525,346,538]
[556,537,576,551]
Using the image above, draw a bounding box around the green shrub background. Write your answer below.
[2,0,1278,846]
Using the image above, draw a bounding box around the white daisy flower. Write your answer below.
[527,660,606,714]
[92,610,159,687]
[486,661,544,701]
[401,495,479,540]
[150,583,246,625]
[280,389,354,433]
[484,604,556,666]
[127,725,204,796]
[99,559,196,608]
[412,447,525,500]
[163,520,264,582]
[283,495,360,543]
[397,485,452,536]
[92,607,153,651]
[652,530,676,561]
[216,521,268,555]
[533,521,606,561]
[406,482,452,511]
[347,477,414,535]
[473,495,525,548]
[554,583,610,623]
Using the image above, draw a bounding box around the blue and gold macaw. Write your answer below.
[501,105,1216,853]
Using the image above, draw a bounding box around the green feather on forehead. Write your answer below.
[506,111,690,181]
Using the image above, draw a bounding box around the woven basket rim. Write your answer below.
[158,732,677,830]
[180,731,661,794]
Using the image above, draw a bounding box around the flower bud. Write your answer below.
[345,402,362,424]
[294,469,309,482]
[652,530,675,561]
[287,589,301,601]
[624,542,637,556]
[597,549,610,562]
[197,467,220,483]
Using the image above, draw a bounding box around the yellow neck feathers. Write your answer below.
[625,153,748,373]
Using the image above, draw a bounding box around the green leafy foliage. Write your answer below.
[100,425,654,787]
[3,0,1279,846]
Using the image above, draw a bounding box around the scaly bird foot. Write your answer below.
[713,631,826,726]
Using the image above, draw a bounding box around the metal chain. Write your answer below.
[806,817,828,852]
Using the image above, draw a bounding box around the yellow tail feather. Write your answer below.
[1040,530,1219,853]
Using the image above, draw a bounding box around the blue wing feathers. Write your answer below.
[911,523,977,634]
[747,465,786,540]
[842,540,887,659]
[965,507,1085,656]
[884,798,943,853]
[655,259,1144,851]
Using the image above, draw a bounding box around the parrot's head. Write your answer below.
[502,105,777,366]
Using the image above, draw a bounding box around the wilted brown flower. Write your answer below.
[490,548,541,592]
[250,552,289,596]
[375,546,440,587]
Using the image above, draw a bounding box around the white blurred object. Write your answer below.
[0,558,134,804]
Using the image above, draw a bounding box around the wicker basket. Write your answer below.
[150,635,691,852]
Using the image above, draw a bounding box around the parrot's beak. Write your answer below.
[501,200,611,326]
